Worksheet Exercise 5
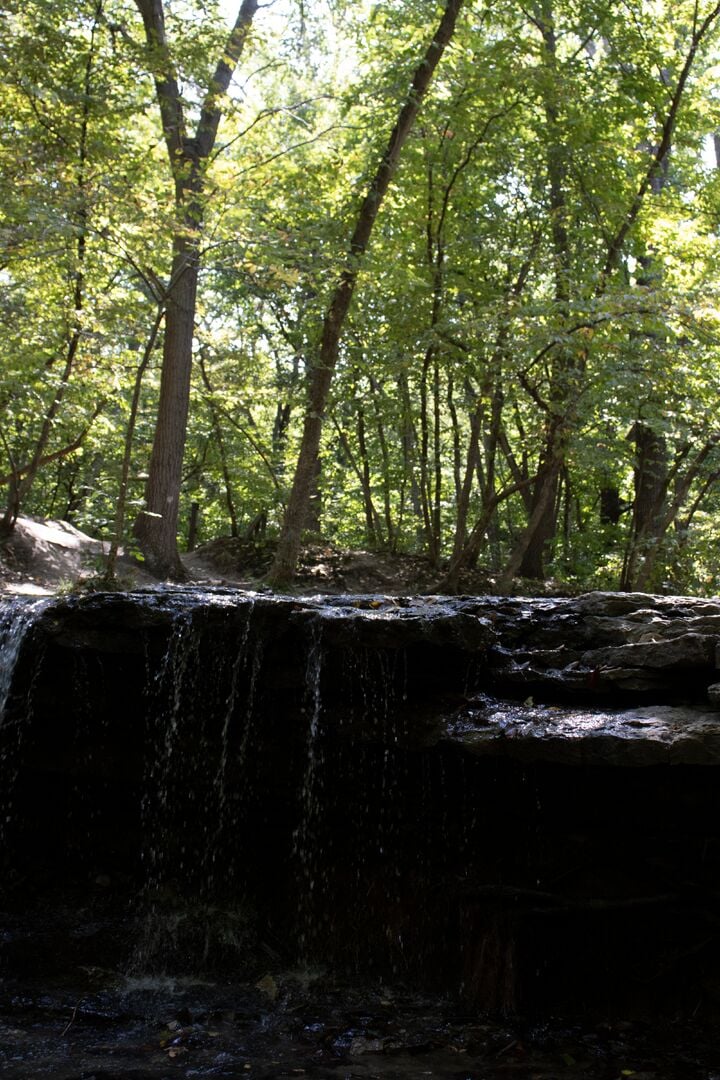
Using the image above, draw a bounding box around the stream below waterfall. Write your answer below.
[2,586,720,1076]
[1,968,718,1079]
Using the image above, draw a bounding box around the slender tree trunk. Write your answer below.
[398,373,424,544]
[105,306,165,581]
[432,358,443,560]
[419,347,442,564]
[506,0,570,581]
[450,386,482,571]
[447,372,462,510]
[369,377,396,550]
[419,159,446,567]
[268,0,464,586]
[500,456,562,584]
[332,410,383,547]
[444,368,506,581]
[198,351,240,538]
[356,405,381,547]
[419,101,518,572]
[445,225,540,583]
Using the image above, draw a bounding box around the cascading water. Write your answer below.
[1,585,720,1080]
[291,620,325,962]
[209,597,259,896]
[133,593,267,974]
[0,595,49,720]
[133,604,203,973]
[0,596,50,857]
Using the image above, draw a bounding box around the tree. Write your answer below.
[0,0,155,536]
[131,0,259,577]
[498,0,720,584]
[268,0,465,585]
[4,0,720,596]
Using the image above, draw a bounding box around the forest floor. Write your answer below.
[0,516,537,596]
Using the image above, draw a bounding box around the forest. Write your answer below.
[3,0,720,593]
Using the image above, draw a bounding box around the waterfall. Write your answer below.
[0,595,49,722]
[1,587,719,1019]
[132,592,265,974]
[210,596,258,894]
[291,619,325,961]
[0,596,50,855]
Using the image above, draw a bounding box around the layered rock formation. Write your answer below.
[1,588,720,1016]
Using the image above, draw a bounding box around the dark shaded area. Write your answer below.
[1,975,719,1079]
[1,587,720,1070]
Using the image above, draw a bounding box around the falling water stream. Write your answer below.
[292,620,326,962]
[0,596,50,854]
[0,596,49,720]
[0,587,719,1078]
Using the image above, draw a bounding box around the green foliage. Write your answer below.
[3,0,720,590]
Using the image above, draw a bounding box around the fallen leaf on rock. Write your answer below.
[255,974,279,1001]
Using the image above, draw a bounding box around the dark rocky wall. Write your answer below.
[2,588,720,1018]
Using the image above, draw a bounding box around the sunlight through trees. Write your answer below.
[3,0,720,590]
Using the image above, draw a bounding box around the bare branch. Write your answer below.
[0,404,104,488]
[601,1,720,282]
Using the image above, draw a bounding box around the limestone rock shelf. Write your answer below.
[16,587,720,762]
[445,699,720,765]
[2,587,720,1018]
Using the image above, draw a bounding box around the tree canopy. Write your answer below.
[3,0,720,592]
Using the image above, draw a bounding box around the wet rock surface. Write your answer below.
[14,587,720,765]
[445,697,720,765]
[1,970,719,1079]
[2,586,720,1044]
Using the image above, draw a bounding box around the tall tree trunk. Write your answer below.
[620,422,668,590]
[131,0,259,577]
[418,160,446,567]
[134,241,198,574]
[449,380,483,573]
[505,0,570,582]
[419,347,443,566]
[447,372,462,511]
[267,0,464,586]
